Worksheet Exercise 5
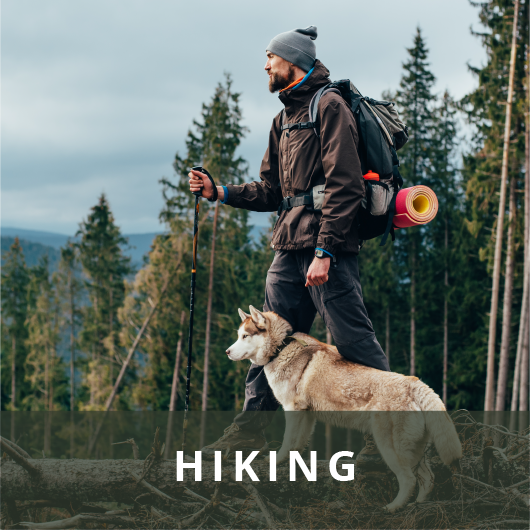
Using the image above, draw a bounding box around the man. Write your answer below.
[189,26,390,454]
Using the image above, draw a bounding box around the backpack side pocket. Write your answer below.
[369,181,393,216]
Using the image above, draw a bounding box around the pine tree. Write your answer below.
[121,74,258,417]
[423,91,460,403]
[1,238,30,411]
[76,194,132,410]
[54,242,84,410]
[394,27,437,376]
[24,256,67,410]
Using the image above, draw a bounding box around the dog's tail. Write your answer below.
[412,381,462,465]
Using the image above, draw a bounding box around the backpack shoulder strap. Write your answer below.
[308,83,345,137]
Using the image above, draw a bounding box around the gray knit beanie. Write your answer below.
[266,26,317,73]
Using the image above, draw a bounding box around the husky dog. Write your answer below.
[227,306,462,512]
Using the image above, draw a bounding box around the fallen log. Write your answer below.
[1,458,361,504]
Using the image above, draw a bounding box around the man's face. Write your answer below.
[265,52,296,93]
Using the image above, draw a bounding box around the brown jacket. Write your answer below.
[225,60,364,255]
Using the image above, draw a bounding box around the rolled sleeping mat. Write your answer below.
[393,185,438,229]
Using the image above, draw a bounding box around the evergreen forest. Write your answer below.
[2,0,529,415]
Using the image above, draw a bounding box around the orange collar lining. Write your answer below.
[279,75,305,93]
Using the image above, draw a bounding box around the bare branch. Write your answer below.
[1,437,31,459]
[509,447,530,461]
[239,480,275,528]
[179,484,221,527]
[18,513,136,529]
[130,470,178,502]
[130,470,238,517]
[508,477,530,490]
[470,519,530,530]
[0,436,39,477]
[112,438,140,459]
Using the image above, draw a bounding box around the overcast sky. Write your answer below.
[2,0,487,235]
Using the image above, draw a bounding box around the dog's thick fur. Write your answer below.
[227,306,462,512]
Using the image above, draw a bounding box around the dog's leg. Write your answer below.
[414,447,434,504]
[277,410,313,463]
[372,420,417,513]
[291,413,316,453]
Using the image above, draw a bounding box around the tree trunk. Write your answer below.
[485,0,520,411]
[165,310,186,459]
[170,310,186,412]
[496,177,517,411]
[70,410,75,459]
[109,275,113,386]
[385,305,390,366]
[11,335,16,409]
[44,412,51,455]
[69,270,75,412]
[49,369,54,412]
[519,312,530,411]
[510,312,524,412]
[510,109,530,410]
[443,216,449,405]
[45,346,49,410]
[516,62,530,414]
[410,240,416,377]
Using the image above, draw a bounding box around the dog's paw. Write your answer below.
[383,503,402,513]
[275,452,289,465]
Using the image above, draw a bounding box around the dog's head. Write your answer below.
[226,305,291,365]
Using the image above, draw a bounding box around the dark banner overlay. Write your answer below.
[1,411,529,529]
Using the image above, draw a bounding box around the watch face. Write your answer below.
[315,250,324,258]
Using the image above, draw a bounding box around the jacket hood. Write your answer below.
[278,60,330,108]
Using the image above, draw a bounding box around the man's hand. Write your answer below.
[305,257,330,287]
[188,169,224,201]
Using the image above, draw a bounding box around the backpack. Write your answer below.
[280,79,408,246]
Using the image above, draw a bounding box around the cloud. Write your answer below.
[2,0,486,234]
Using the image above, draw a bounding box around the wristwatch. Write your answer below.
[315,249,328,259]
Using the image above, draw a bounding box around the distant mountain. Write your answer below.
[1,237,61,269]
[2,227,71,249]
[1,226,270,269]
[1,227,160,265]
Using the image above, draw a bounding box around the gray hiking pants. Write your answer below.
[234,249,390,431]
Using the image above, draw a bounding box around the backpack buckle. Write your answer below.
[284,196,292,209]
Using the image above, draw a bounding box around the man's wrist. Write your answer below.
[315,248,334,259]
[218,186,227,203]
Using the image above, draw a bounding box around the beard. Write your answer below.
[268,64,297,93]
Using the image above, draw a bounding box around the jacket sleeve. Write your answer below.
[224,114,283,212]
[316,93,365,256]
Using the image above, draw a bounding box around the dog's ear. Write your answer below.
[249,305,267,330]
[238,308,250,322]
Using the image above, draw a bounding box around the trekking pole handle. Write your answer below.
[190,166,218,201]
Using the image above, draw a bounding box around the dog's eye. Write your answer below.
[242,334,249,339]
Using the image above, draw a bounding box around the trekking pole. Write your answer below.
[181,165,216,455]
